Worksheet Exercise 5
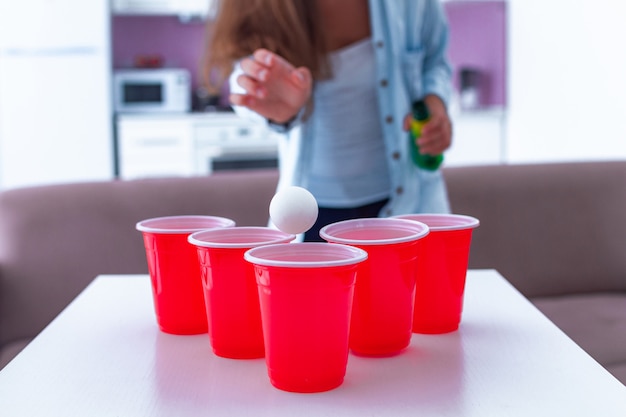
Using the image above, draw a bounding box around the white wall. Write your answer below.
[506,0,626,163]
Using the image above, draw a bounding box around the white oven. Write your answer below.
[193,119,279,175]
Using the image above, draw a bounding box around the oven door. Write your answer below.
[210,150,278,172]
[195,145,278,175]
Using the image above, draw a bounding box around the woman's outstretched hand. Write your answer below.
[230,48,313,123]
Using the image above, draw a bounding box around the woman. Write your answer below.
[204,0,453,241]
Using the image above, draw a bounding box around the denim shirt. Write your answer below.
[230,0,453,217]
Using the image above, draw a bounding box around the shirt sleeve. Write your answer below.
[413,0,453,106]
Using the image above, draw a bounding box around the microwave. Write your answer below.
[113,68,191,114]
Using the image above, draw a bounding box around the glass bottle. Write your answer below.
[409,100,443,171]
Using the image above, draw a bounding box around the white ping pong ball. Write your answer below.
[269,186,319,235]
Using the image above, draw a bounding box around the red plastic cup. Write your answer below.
[136,215,235,335]
[320,218,429,356]
[244,242,367,393]
[187,227,295,359]
[394,214,479,334]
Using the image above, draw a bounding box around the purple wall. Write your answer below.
[112,16,208,89]
[444,1,507,107]
[112,1,507,107]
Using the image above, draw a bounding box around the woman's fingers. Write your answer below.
[291,67,312,90]
[419,115,452,155]
[402,114,412,132]
[235,74,266,98]
[253,48,297,73]
[252,48,275,67]
[229,92,254,108]
[240,55,270,82]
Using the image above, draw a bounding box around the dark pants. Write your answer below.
[303,199,390,242]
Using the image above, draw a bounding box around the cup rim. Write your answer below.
[188,227,296,248]
[393,213,480,231]
[319,218,429,246]
[136,215,236,234]
[244,242,368,268]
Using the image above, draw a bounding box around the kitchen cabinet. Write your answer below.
[117,116,195,179]
[112,0,214,18]
[116,113,279,180]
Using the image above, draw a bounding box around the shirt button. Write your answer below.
[380,79,388,87]
[385,115,393,124]
[396,186,404,195]
[385,209,392,216]
[376,40,384,48]
[392,151,401,160]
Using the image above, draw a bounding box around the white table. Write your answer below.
[1,270,625,416]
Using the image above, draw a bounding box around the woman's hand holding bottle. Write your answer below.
[403,94,452,157]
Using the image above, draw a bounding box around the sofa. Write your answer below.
[0,161,625,385]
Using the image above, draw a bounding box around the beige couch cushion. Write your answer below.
[610,364,626,386]
[445,161,626,298]
[533,293,626,384]
[0,170,279,368]
[0,338,30,369]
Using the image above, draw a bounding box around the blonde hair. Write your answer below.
[201,0,331,94]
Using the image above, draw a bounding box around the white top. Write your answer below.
[307,38,390,207]
[1,270,625,416]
